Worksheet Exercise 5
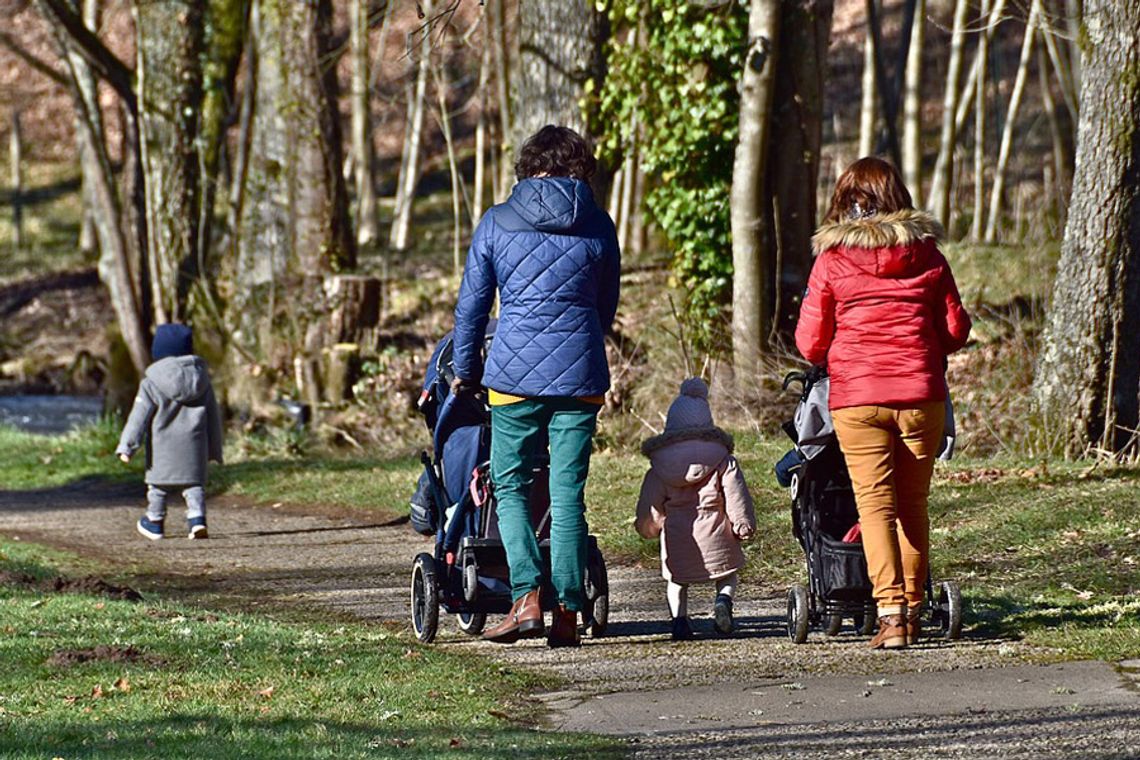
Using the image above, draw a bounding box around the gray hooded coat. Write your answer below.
[116,356,223,485]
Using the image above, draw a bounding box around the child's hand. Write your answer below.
[734,524,754,541]
[118,453,131,464]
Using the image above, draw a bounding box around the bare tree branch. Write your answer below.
[0,30,68,84]
[33,0,135,112]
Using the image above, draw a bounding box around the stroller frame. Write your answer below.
[409,377,610,644]
[781,370,963,643]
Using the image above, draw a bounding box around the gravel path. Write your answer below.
[2,481,1137,757]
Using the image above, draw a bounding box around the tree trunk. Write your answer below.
[433,61,465,275]
[730,0,780,374]
[237,0,355,364]
[42,0,150,373]
[1038,44,1069,224]
[969,0,990,243]
[388,0,432,253]
[928,0,969,228]
[473,7,491,223]
[901,0,925,204]
[865,0,902,168]
[350,0,380,246]
[858,18,877,158]
[512,0,609,200]
[490,0,513,201]
[767,0,834,339]
[984,0,1039,244]
[133,0,205,322]
[1035,0,1140,456]
[198,0,248,287]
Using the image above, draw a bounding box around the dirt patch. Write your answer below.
[48,575,143,601]
[46,644,161,668]
[0,569,39,587]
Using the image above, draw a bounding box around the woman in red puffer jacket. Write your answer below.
[795,157,971,650]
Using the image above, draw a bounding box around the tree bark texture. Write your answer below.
[858,18,877,158]
[1035,0,1140,456]
[134,0,205,323]
[969,0,990,243]
[730,0,779,374]
[766,0,834,339]
[237,0,355,362]
[512,0,608,199]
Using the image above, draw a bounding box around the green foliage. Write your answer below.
[598,1,748,350]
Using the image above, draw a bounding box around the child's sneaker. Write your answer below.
[187,517,209,540]
[137,516,164,541]
[713,594,734,635]
[670,616,694,641]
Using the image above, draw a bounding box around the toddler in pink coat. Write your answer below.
[636,378,757,640]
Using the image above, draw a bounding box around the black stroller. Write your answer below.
[778,368,962,643]
[407,323,610,643]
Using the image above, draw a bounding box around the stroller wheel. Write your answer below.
[787,585,809,644]
[587,593,609,637]
[938,580,963,639]
[456,611,487,636]
[855,603,876,636]
[411,553,440,643]
[825,614,844,637]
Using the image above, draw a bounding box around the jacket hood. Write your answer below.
[507,177,596,233]
[812,209,942,278]
[146,355,210,404]
[646,438,731,489]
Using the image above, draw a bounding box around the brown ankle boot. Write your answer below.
[905,605,923,644]
[868,613,908,649]
[483,590,544,644]
[546,605,580,648]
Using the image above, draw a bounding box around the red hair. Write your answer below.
[824,157,913,223]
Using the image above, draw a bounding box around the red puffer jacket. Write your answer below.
[794,209,972,410]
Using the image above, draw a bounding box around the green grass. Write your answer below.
[5,423,1137,661]
[0,540,622,759]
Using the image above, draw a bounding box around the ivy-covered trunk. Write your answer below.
[236,0,354,372]
[1034,0,1140,456]
[134,0,205,323]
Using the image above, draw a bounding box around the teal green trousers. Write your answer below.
[490,398,599,611]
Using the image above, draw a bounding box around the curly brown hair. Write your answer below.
[514,125,598,181]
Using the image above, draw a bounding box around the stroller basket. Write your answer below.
[817,534,871,601]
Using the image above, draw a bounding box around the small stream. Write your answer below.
[0,395,105,435]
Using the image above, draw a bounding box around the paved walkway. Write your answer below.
[2,481,1137,758]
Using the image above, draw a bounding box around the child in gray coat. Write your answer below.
[116,323,223,540]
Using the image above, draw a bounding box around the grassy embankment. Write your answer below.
[0,538,621,759]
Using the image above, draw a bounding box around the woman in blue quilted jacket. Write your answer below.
[451,125,621,648]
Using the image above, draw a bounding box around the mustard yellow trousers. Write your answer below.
[832,402,945,616]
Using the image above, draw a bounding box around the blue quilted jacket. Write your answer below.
[452,177,621,398]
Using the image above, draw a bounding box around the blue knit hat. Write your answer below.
[151,323,194,361]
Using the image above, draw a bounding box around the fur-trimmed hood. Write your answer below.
[812,209,943,256]
[641,426,734,457]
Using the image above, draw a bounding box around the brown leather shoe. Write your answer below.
[905,605,923,644]
[546,604,580,648]
[483,590,544,644]
[868,614,908,649]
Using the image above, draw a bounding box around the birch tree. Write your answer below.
[350,0,380,246]
[1035,0,1140,456]
[388,0,432,252]
[901,0,925,203]
[927,0,969,228]
[730,0,779,374]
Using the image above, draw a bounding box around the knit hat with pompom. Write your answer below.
[664,377,714,432]
[641,376,734,456]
